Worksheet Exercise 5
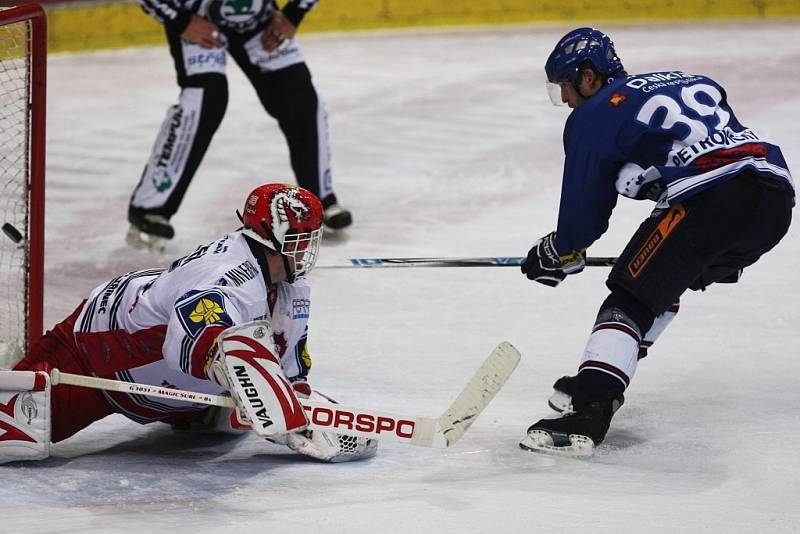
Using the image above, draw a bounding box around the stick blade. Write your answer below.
[419,341,521,448]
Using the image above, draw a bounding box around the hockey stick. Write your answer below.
[49,341,520,448]
[317,256,617,269]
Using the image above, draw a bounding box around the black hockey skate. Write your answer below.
[126,206,174,253]
[520,398,623,457]
[323,203,352,230]
[548,375,576,413]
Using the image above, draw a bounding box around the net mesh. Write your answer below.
[0,13,31,368]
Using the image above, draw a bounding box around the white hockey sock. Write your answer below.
[640,301,680,354]
[0,370,51,464]
[579,325,641,389]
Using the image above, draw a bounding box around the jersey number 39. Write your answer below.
[635,83,731,148]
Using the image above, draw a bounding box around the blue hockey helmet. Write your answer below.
[545,28,623,104]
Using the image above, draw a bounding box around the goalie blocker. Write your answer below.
[207,320,377,462]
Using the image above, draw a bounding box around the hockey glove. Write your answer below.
[521,231,586,287]
[284,388,378,463]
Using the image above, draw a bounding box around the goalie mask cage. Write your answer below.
[0,4,45,369]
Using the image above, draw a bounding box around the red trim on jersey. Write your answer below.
[73,325,168,376]
[189,324,227,379]
[694,143,769,172]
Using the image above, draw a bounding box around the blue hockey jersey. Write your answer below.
[554,71,794,255]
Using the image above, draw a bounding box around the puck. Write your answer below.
[2,222,23,244]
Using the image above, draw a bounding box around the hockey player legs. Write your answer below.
[523,173,793,456]
[226,41,350,230]
[128,0,352,251]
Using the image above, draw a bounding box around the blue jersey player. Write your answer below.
[519,28,795,457]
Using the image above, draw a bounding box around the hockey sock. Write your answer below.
[639,301,680,359]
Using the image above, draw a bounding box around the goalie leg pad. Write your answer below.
[0,371,51,464]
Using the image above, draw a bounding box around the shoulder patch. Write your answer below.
[292,298,310,319]
[222,260,259,287]
[176,289,234,339]
[609,92,627,106]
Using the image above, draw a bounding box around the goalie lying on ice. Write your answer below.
[0,183,376,464]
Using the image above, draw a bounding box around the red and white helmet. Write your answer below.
[240,183,323,281]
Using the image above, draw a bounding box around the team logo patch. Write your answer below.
[300,344,312,371]
[292,298,310,319]
[176,290,234,339]
[152,168,173,193]
[609,92,627,106]
[628,204,686,278]
[208,0,267,32]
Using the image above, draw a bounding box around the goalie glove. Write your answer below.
[284,388,378,463]
[521,231,586,287]
[286,428,378,463]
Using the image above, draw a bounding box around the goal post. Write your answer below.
[0,4,46,369]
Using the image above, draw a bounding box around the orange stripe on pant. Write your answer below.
[627,203,686,278]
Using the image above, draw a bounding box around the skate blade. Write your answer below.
[547,390,572,413]
[126,225,167,253]
[519,429,594,458]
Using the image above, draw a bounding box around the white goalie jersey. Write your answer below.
[72,231,312,424]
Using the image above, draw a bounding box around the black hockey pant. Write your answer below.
[607,170,793,334]
[129,26,335,219]
[573,170,793,409]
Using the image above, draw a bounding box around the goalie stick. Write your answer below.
[317,256,617,269]
[49,341,520,448]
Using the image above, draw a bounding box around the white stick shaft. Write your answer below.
[49,368,434,446]
[48,340,518,449]
[50,368,236,407]
[316,256,617,269]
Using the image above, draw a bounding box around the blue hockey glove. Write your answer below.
[521,231,586,287]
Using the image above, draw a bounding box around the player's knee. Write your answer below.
[596,289,656,338]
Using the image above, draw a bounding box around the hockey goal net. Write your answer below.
[0,4,46,369]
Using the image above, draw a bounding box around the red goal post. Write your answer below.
[0,4,46,368]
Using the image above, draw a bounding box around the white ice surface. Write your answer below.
[3,20,800,533]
